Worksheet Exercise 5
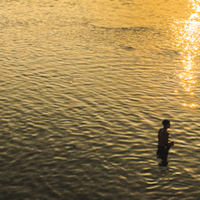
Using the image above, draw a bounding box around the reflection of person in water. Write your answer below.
[157,120,174,166]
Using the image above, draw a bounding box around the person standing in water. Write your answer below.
[157,119,174,166]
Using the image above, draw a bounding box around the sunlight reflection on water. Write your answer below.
[1,0,200,199]
[172,0,200,108]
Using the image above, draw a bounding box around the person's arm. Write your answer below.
[164,131,169,146]
[166,132,174,147]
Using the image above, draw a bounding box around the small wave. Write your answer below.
[91,24,153,32]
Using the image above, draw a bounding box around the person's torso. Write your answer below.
[158,128,168,146]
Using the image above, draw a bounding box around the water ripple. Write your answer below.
[1,0,200,199]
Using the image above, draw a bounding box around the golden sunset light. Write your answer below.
[1,0,200,198]
[172,0,200,107]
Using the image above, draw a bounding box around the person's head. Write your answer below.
[162,119,170,128]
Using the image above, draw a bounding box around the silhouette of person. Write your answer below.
[157,119,174,166]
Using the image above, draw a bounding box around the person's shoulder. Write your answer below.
[158,128,167,134]
[158,128,163,133]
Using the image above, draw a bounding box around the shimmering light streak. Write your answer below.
[172,0,200,107]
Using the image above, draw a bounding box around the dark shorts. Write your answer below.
[157,146,168,160]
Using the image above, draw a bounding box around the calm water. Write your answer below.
[1,0,200,199]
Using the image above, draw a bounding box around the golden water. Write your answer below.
[1,0,200,199]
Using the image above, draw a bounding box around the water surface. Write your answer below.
[1,0,200,199]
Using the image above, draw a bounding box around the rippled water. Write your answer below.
[1,0,200,199]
